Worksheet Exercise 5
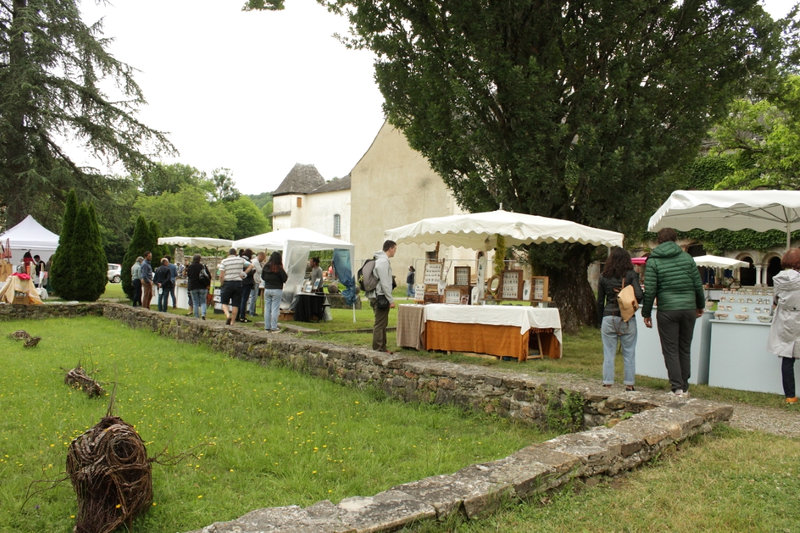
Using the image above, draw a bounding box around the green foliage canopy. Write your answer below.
[306,0,791,328]
[0,0,174,227]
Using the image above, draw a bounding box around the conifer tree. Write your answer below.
[49,190,78,297]
[121,216,155,300]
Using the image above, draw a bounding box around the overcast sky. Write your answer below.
[79,0,795,196]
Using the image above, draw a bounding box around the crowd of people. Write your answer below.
[127,230,798,404]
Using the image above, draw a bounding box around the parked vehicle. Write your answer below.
[107,263,122,283]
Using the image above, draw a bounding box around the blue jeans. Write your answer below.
[264,288,282,330]
[248,286,259,316]
[157,286,170,312]
[601,315,637,385]
[190,288,208,318]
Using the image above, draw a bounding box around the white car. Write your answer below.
[107,263,122,283]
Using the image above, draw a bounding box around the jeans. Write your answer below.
[656,309,697,393]
[169,285,176,308]
[601,315,637,385]
[264,288,282,330]
[248,286,259,316]
[157,285,170,312]
[190,288,208,318]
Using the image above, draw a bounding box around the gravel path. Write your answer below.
[727,402,800,438]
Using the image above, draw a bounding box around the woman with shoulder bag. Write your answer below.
[186,254,211,320]
[597,247,644,391]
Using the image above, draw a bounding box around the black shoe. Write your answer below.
[201,316,206,320]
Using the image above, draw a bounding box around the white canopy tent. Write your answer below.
[158,236,233,250]
[385,209,624,301]
[0,215,59,264]
[233,227,355,310]
[691,255,749,269]
[384,209,624,250]
[648,190,800,250]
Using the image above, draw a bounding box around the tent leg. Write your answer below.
[353,304,356,323]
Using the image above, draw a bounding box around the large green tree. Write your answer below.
[0,0,174,227]
[134,188,237,239]
[251,0,792,329]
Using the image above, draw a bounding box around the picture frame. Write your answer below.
[423,262,443,285]
[501,269,523,300]
[454,266,471,286]
[444,285,470,305]
[531,276,550,302]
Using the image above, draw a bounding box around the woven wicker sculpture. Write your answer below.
[64,365,105,398]
[66,416,152,533]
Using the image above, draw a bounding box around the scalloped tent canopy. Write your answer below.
[648,190,800,250]
[383,209,624,250]
[0,215,59,264]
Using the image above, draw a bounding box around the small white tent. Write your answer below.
[0,215,59,265]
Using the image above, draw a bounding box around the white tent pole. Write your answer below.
[787,222,791,251]
[352,303,356,323]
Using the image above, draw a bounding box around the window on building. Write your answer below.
[296,197,302,208]
[333,214,341,236]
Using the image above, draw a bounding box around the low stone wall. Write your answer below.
[1,303,733,533]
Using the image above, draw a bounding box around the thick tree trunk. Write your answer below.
[544,244,598,334]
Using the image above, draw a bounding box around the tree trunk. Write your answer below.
[544,245,598,334]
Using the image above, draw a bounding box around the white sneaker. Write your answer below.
[680,390,690,398]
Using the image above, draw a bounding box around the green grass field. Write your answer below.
[0,316,552,532]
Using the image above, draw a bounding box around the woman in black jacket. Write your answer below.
[262,251,288,332]
[597,247,644,391]
[186,254,211,319]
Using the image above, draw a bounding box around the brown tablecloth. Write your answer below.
[396,304,426,350]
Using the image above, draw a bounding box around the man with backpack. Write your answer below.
[366,239,397,352]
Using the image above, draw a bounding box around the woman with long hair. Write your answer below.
[597,247,643,391]
[262,251,288,332]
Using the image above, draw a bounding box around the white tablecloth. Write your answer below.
[422,304,562,345]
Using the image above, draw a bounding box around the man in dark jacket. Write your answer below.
[641,227,705,397]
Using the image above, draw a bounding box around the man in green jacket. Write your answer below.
[642,227,705,397]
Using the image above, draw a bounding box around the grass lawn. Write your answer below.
[0,316,552,533]
[70,284,800,532]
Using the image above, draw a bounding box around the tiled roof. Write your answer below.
[273,163,325,195]
[310,174,351,194]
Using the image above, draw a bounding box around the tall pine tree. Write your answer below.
[50,192,107,301]
[0,0,174,227]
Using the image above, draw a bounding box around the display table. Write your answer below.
[0,275,42,304]
[294,293,325,322]
[635,310,712,385]
[398,304,562,361]
[707,320,790,394]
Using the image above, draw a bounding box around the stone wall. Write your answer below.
[0,303,733,533]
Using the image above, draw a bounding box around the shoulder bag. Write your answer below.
[617,275,639,322]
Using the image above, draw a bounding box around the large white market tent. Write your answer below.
[384,209,624,249]
[0,215,59,264]
[158,236,233,250]
[648,190,800,250]
[233,227,356,309]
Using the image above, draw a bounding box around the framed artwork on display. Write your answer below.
[444,286,470,304]
[423,262,443,285]
[531,276,550,302]
[501,270,523,300]
[454,266,471,286]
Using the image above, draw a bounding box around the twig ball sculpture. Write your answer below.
[66,416,153,533]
